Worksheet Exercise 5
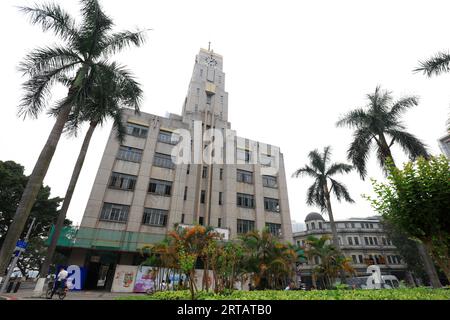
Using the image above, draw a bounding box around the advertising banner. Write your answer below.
[111,265,138,293]
[133,266,157,293]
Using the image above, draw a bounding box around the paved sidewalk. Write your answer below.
[0,289,140,300]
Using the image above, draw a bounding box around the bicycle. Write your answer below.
[46,279,68,300]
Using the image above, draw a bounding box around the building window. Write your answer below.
[153,153,175,169]
[202,166,208,178]
[148,179,172,196]
[142,208,168,227]
[236,193,255,209]
[126,123,148,138]
[187,164,190,175]
[109,172,137,191]
[117,146,143,163]
[348,237,353,245]
[373,237,378,245]
[311,222,315,230]
[218,218,222,228]
[158,130,179,145]
[219,168,223,180]
[266,223,281,237]
[237,219,255,234]
[199,217,204,225]
[184,186,188,201]
[351,222,355,228]
[237,149,251,163]
[369,237,374,245]
[352,255,357,264]
[358,255,364,264]
[201,190,206,204]
[264,197,280,212]
[219,192,223,205]
[262,175,278,188]
[260,154,273,167]
[318,222,322,229]
[364,237,369,245]
[181,213,185,224]
[100,203,129,223]
[200,69,203,77]
[354,237,359,245]
[196,88,200,96]
[195,104,199,112]
[218,75,222,84]
[236,169,253,184]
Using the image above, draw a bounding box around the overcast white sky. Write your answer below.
[0,0,449,226]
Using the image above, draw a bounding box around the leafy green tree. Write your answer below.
[381,220,428,286]
[292,146,354,260]
[367,156,450,283]
[0,161,69,276]
[0,0,147,275]
[336,86,429,179]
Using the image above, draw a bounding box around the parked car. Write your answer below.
[347,275,400,289]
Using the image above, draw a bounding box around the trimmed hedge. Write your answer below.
[116,288,450,300]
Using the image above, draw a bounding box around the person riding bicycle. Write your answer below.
[49,267,68,299]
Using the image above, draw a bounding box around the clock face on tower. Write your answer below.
[204,56,217,67]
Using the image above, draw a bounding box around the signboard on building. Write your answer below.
[111,265,138,293]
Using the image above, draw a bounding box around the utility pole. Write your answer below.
[1,217,36,293]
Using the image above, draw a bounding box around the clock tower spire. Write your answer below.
[181,48,229,130]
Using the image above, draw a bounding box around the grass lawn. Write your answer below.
[116,287,450,300]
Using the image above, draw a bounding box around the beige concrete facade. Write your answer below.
[78,48,293,251]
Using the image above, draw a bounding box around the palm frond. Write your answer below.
[347,128,373,180]
[336,108,370,128]
[19,46,82,77]
[308,149,326,173]
[325,162,353,177]
[329,178,354,203]
[415,51,450,77]
[99,29,149,57]
[78,0,114,59]
[292,165,318,179]
[18,63,78,119]
[386,129,429,160]
[387,95,419,121]
[18,4,78,41]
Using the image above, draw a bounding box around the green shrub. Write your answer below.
[116,287,450,300]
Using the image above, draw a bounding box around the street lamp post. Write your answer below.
[0,217,36,293]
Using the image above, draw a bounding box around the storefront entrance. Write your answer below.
[84,251,118,291]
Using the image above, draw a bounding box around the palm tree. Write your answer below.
[306,235,355,289]
[292,146,354,256]
[336,86,441,288]
[336,86,428,179]
[38,63,143,282]
[415,52,450,132]
[0,0,147,276]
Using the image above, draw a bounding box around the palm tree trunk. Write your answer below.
[378,133,442,288]
[0,103,72,276]
[38,121,97,280]
[323,183,346,284]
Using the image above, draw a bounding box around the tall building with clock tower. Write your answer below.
[62,48,293,290]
